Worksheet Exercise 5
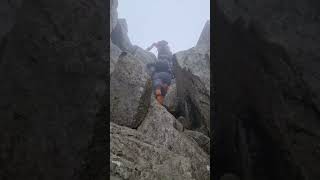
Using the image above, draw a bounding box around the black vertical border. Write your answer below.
[77,1,110,179]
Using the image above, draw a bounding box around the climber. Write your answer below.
[146,60,172,105]
[145,40,175,105]
[146,40,174,75]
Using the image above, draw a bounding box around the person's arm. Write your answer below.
[146,42,157,51]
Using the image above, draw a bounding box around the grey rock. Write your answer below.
[138,98,210,180]
[184,130,210,154]
[173,118,184,132]
[111,122,197,180]
[110,53,152,128]
[174,50,210,135]
[110,0,118,33]
[177,116,190,130]
[173,21,210,136]
[110,40,122,74]
[196,20,210,53]
[111,18,134,52]
[130,45,157,65]
[175,48,210,92]
[163,82,178,113]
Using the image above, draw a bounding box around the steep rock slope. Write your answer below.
[111,99,210,180]
[174,20,211,136]
[0,0,108,179]
[110,0,210,179]
[214,1,320,179]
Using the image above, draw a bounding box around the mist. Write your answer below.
[118,0,210,54]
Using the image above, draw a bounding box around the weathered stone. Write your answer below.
[173,117,184,132]
[138,98,210,180]
[110,0,118,33]
[130,45,157,65]
[196,20,210,53]
[163,81,178,113]
[110,52,152,128]
[175,48,210,92]
[111,18,134,52]
[184,130,210,154]
[174,54,210,135]
[110,41,122,74]
[173,21,210,136]
[110,122,196,180]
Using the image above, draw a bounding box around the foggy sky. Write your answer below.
[117,0,210,54]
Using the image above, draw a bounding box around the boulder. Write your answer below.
[110,52,152,128]
[110,0,118,33]
[111,18,134,52]
[174,52,210,135]
[111,122,196,180]
[163,81,178,113]
[137,98,210,180]
[173,117,184,132]
[184,130,210,154]
[175,48,210,92]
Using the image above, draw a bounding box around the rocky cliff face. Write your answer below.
[110,0,210,179]
[214,0,320,179]
[173,20,210,136]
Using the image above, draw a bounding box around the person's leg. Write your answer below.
[153,78,164,105]
[156,87,164,105]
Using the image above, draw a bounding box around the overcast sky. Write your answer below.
[117,0,210,54]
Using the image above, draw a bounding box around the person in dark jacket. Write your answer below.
[146,40,174,74]
[146,40,173,60]
[146,60,173,105]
